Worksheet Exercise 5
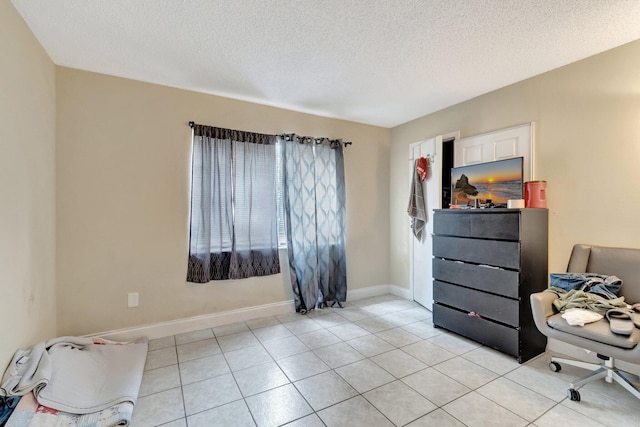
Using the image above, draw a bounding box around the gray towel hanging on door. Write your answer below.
[407,159,428,240]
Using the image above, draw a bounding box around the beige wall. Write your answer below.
[56,68,390,336]
[390,40,640,290]
[0,1,57,369]
[6,0,639,351]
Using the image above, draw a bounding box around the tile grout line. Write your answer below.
[176,335,188,426]
[221,323,260,427]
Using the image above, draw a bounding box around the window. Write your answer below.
[187,125,280,282]
[275,141,287,248]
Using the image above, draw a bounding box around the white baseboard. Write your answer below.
[346,284,413,301]
[89,285,414,342]
[346,284,413,302]
[87,300,294,341]
[389,285,412,300]
[346,284,390,300]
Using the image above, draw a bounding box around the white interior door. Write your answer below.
[409,137,442,309]
[454,123,534,181]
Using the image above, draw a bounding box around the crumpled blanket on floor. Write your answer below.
[1,337,148,415]
[5,391,133,427]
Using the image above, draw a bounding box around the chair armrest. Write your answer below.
[530,291,558,334]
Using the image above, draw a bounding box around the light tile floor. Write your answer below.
[132,295,640,427]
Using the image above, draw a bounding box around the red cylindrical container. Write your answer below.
[524,181,547,208]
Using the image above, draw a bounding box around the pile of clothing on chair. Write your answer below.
[545,273,640,334]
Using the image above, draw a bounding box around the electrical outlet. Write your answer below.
[128,292,139,308]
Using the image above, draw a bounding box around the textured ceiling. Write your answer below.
[11,0,640,127]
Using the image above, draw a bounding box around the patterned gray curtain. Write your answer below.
[279,135,347,312]
[187,124,280,282]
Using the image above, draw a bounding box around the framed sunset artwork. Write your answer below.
[451,157,523,206]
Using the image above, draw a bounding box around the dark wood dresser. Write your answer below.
[432,208,548,363]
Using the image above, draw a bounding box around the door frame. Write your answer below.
[454,122,535,181]
[408,130,459,308]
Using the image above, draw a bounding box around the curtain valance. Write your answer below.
[279,133,348,149]
[192,123,275,145]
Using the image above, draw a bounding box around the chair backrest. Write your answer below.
[567,244,640,303]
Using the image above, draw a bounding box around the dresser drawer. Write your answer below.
[434,281,519,326]
[433,213,471,237]
[433,304,519,357]
[432,258,519,298]
[433,235,520,269]
[434,211,520,240]
[470,213,519,240]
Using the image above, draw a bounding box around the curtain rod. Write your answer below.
[188,121,352,147]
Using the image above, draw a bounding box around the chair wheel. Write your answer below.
[568,388,580,401]
[549,361,561,372]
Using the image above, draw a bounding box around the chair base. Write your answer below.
[550,356,640,401]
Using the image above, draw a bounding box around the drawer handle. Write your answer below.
[468,311,483,319]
